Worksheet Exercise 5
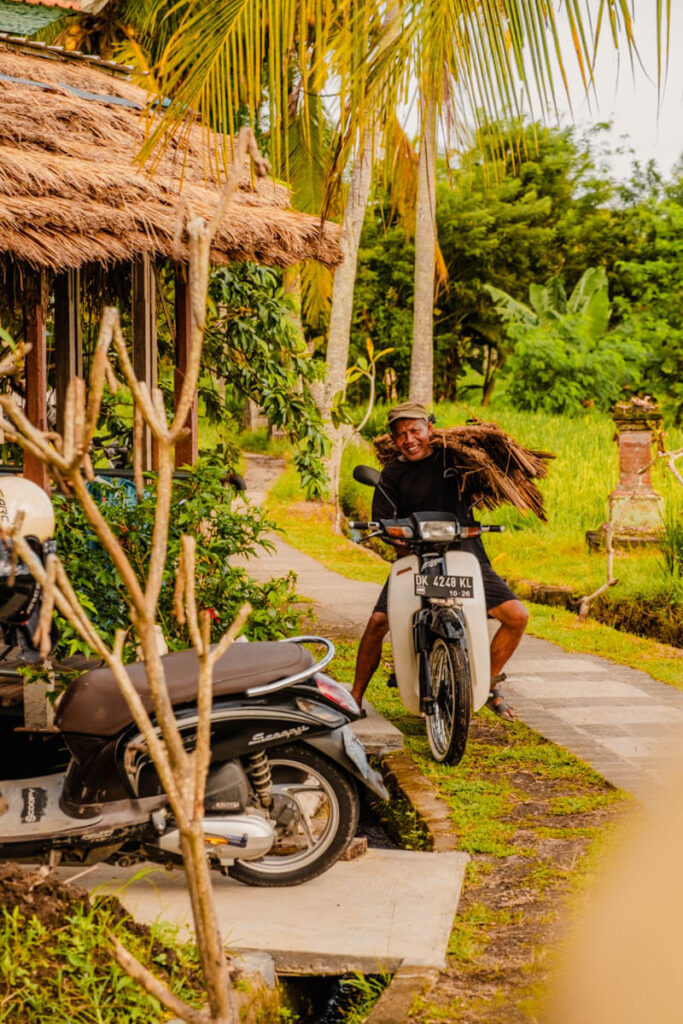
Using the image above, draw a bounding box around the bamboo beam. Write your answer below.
[174,262,198,468]
[54,269,82,437]
[24,270,49,492]
[132,255,157,471]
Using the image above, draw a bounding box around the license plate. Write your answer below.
[414,573,474,599]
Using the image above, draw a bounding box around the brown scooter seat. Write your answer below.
[56,641,314,737]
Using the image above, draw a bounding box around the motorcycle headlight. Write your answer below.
[418,521,456,542]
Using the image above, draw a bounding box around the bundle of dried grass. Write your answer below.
[374,420,555,520]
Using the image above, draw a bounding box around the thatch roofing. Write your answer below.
[5,1,82,9]
[0,40,342,271]
[374,421,555,520]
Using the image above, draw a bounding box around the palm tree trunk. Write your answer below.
[409,90,437,406]
[321,133,373,516]
[323,135,373,421]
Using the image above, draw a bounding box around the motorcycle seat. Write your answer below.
[55,640,314,736]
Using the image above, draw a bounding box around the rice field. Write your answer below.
[342,402,683,602]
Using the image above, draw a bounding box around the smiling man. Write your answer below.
[350,401,528,720]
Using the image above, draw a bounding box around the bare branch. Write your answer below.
[194,602,251,814]
[83,307,118,450]
[145,446,174,618]
[34,552,58,659]
[70,472,146,612]
[62,376,86,468]
[110,935,213,1024]
[111,319,165,440]
[173,547,187,626]
[179,535,202,651]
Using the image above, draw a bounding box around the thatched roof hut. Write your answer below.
[0,39,342,270]
[0,37,343,487]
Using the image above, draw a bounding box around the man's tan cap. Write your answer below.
[387,401,430,426]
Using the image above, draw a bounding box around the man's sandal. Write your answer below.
[486,673,516,722]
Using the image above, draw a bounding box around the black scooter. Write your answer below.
[0,635,388,887]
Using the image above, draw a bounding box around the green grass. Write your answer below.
[366,401,683,601]
[328,642,627,855]
[264,477,683,689]
[328,639,632,1023]
[0,897,204,1023]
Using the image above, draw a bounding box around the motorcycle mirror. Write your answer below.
[353,465,381,488]
[223,472,247,492]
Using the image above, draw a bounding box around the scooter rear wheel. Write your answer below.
[228,742,359,887]
[425,638,471,765]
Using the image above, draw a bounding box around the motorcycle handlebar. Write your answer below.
[349,520,504,534]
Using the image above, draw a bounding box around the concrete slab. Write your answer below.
[510,676,649,700]
[60,849,468,974]
[553,705,683,726]
[599,736,679,760]
[509,658,610,674]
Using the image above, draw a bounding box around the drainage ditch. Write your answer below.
[280,972,390,1023]
[274,778,426,1022]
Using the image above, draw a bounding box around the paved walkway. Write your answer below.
[237,454,683,805]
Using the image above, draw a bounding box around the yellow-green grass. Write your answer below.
[359,402,683,599]
[265,478,682,689]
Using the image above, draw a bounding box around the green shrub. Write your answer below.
[51,456,300,664]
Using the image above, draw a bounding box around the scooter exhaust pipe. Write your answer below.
[156,813,276,864]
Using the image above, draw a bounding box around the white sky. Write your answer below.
[550,3,683,181]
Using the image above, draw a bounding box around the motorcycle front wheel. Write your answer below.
[228,742,359,887]
[425,637,471,765]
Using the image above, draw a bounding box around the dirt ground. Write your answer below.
[0,862,89,928]
[407,716,631,1024]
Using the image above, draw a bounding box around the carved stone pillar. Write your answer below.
[587,398,664,550]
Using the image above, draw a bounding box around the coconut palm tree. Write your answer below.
[68,0,670,453]
[383,0,672,406]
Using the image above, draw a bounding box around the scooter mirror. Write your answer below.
[353,465,380,488]
[223,472,247,492]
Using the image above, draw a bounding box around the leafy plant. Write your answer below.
[203,263,329,497]
[50,456,301,666]
[338,973,392,1024]
[487,268,648,414]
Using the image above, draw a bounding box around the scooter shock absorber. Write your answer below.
[247,751,273,810]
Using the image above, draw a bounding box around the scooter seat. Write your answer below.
[56,640,314,737]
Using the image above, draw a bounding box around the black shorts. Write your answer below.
[373,562,517,616]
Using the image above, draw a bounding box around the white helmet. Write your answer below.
[0,476,55,542]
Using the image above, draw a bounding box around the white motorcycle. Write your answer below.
[351,466,504,764]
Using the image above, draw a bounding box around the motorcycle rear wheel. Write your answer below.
[425,638,471,765]
[228,742,359,887]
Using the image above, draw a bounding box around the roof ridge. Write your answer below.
[0,32,134,78]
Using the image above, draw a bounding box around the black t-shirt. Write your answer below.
[372,449,489,565]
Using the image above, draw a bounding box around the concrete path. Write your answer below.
[505,637,683,803]
[238,454,683,805]
[61,849,468,974]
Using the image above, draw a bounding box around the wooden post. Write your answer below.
[174,263,198,468]
[54,269,82,436]
[24,270,49,492]
[132,254,157,470]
